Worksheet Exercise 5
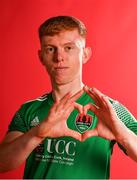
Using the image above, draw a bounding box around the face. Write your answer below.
[39,29,91,85]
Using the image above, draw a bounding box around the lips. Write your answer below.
[54,66,69,73]
[55,67,69,69]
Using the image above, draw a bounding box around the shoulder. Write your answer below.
[8,92,52,133]
[87,86,136,129]
[106,95,137,126]
[18,92,51,112]
[24,92,49,104]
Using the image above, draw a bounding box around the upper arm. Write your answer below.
[1,131,24,144]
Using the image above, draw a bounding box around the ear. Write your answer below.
[38,49,44,65]
[82,47,92,64]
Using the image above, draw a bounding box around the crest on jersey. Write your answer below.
[75,114,93,133]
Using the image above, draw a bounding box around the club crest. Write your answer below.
[75,114,93,133]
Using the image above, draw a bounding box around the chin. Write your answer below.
[55,81,69,85]
[54,79,73,86]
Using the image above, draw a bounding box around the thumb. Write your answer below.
[82,129,98,141]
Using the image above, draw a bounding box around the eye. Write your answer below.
[45,46,56,54]
[64,46,73,52]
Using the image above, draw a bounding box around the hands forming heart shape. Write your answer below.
[69,89,116,141]
[39,86,126,142]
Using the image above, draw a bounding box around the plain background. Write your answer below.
[0,0,137,178]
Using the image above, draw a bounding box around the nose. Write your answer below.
[54,49,64,62]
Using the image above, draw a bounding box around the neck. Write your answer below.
[51,79,84,101]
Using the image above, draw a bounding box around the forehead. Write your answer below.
[40,29,85,46]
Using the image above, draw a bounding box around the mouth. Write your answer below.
[55,66,69,69]
[54,66,69,71]
[53,67,69,75]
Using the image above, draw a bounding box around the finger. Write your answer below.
[61,106,75,120]
[73,102,83,114]
[59,92,71,105]
[92,88,107,106]
[58,89,84,111]
[83,104,89,115]
[69,89,84,103]
[102,96,117,115]
[64,129,82,141]
[63,89,84,110]
[84,103,100,117]
[90,87,110,109]
[84,86,101,107]
[102,96,113,109]
[61,104,81,122]
[82,129,98,141]
[55,92,72,111]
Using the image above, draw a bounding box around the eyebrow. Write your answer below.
[63,42,76,46]
[43,42,76,47]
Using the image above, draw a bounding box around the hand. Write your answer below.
[82,86,127,141]
[37,90,84,141]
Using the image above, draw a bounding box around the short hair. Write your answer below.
[38,16,87,41]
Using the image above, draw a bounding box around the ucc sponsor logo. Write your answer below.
[35,138,76,166]
[46,139,76,156]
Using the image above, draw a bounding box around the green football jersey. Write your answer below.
[8,90,137,179]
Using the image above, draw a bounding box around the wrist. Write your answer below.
[34,120,52,139]
[115,126,134,147]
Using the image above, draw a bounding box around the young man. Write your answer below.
[0,16,137,179]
